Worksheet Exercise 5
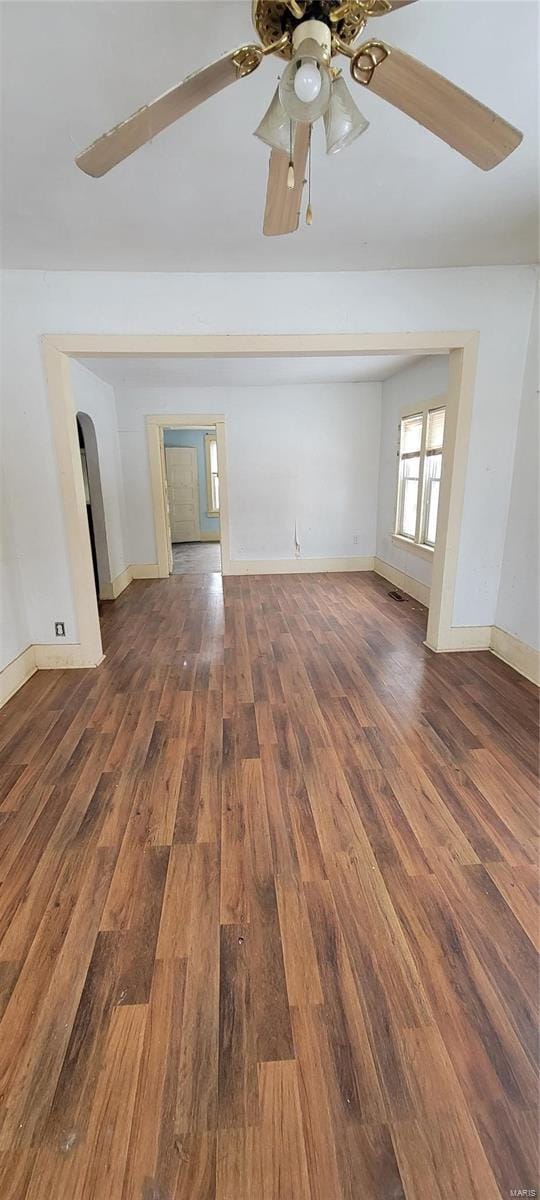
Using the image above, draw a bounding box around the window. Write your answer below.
[422,407,445,546]
[205,432,219,516]
[395,405,445,549]
[396,413,422,540]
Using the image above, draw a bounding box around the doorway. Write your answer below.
[77,411,111,600]
[43,332,479,668]
[164,426,222,575]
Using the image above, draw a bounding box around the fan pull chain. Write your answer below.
[306,124,313,225]
[287,121,295,189]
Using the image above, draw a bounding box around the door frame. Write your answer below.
[149,416,228,576]
[42,330,479,667]
[77,411,111,598]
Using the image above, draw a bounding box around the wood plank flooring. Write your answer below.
[172,542,222,574]
[0,570,538,1200]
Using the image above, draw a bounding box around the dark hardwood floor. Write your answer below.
[0,570,538,1199]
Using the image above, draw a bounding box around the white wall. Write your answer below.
[116,383,381,566]
[377,356,449,590]
[70,360,128,584]
[496,289,539,651]
[0,266,537,654]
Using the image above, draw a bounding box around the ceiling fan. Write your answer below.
[75,0,523,237]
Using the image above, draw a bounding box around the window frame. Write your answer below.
[393,396,446,557]
[420,407,446,548]
[204,431,220,517]
[395,411,423,542]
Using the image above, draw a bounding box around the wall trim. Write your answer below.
[490,626,540,686]
[146,414,231,579]
[43,341,103,666]
[228,556,374,576]
[33,644,105,669]
[423,623,539,684]
[4,614,537,712]
[0,646,37,708]
[391,534,434,562]
[100,564,132,600]
[199,532,220,543]
[374,557,430,607]
[2,561,159,706]
[47,333,468,357]
[131,563,160,579]
[100,562,160,599]
[426,340,479,651]
[425,625,492,653]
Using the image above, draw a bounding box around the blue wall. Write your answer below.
[163,428,220,537]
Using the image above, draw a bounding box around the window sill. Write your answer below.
[391,534,434,561]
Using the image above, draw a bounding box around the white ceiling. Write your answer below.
[2,1,537,272]
[76,352,425,387]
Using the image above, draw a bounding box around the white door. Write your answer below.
[165,446,200,543]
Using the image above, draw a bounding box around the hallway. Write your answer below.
[0,571,537,1199]
[172,541,222,574]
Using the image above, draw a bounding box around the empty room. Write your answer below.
[0,1,538,1198]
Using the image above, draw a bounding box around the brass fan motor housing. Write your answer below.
[251,1,368,59]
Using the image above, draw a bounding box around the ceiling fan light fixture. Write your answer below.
[279,38,331,124]
[253,87,291,153]
[324,75,370,154]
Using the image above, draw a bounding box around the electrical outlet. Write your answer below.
[55,621,66,637]
[353,535,359,545]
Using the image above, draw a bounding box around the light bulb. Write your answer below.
[293,61,322,104]
[279,38,331,123]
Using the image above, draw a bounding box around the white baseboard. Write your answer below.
[227,556,374,576]
[33,644,105,669]
[100,563,160,599]
[199,532,220,543]
[1,641,105,706]
[490,626,540,686]
[373,560,538,686]
[3,593,537,713]
[424,626,492,653]
[373,557,430,607]
[131,563,160,579]
[423,623,539,686]
[100,564,132,601]
[0,646,37,708]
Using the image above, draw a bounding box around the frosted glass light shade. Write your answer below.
[324,75,369,154]
[279,38,331,124]
[254,88,291,153]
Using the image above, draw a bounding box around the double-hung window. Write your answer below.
[204,432,220,516]
[421,407,445,546]
[395,403,445,550]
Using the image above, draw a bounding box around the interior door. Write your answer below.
[165,446,200,543]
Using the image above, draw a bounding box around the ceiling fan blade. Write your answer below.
[76,44,263,177]
[263,123,310,236]
[352,42,523,170]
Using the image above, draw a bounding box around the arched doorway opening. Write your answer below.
[77,412,111,600]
